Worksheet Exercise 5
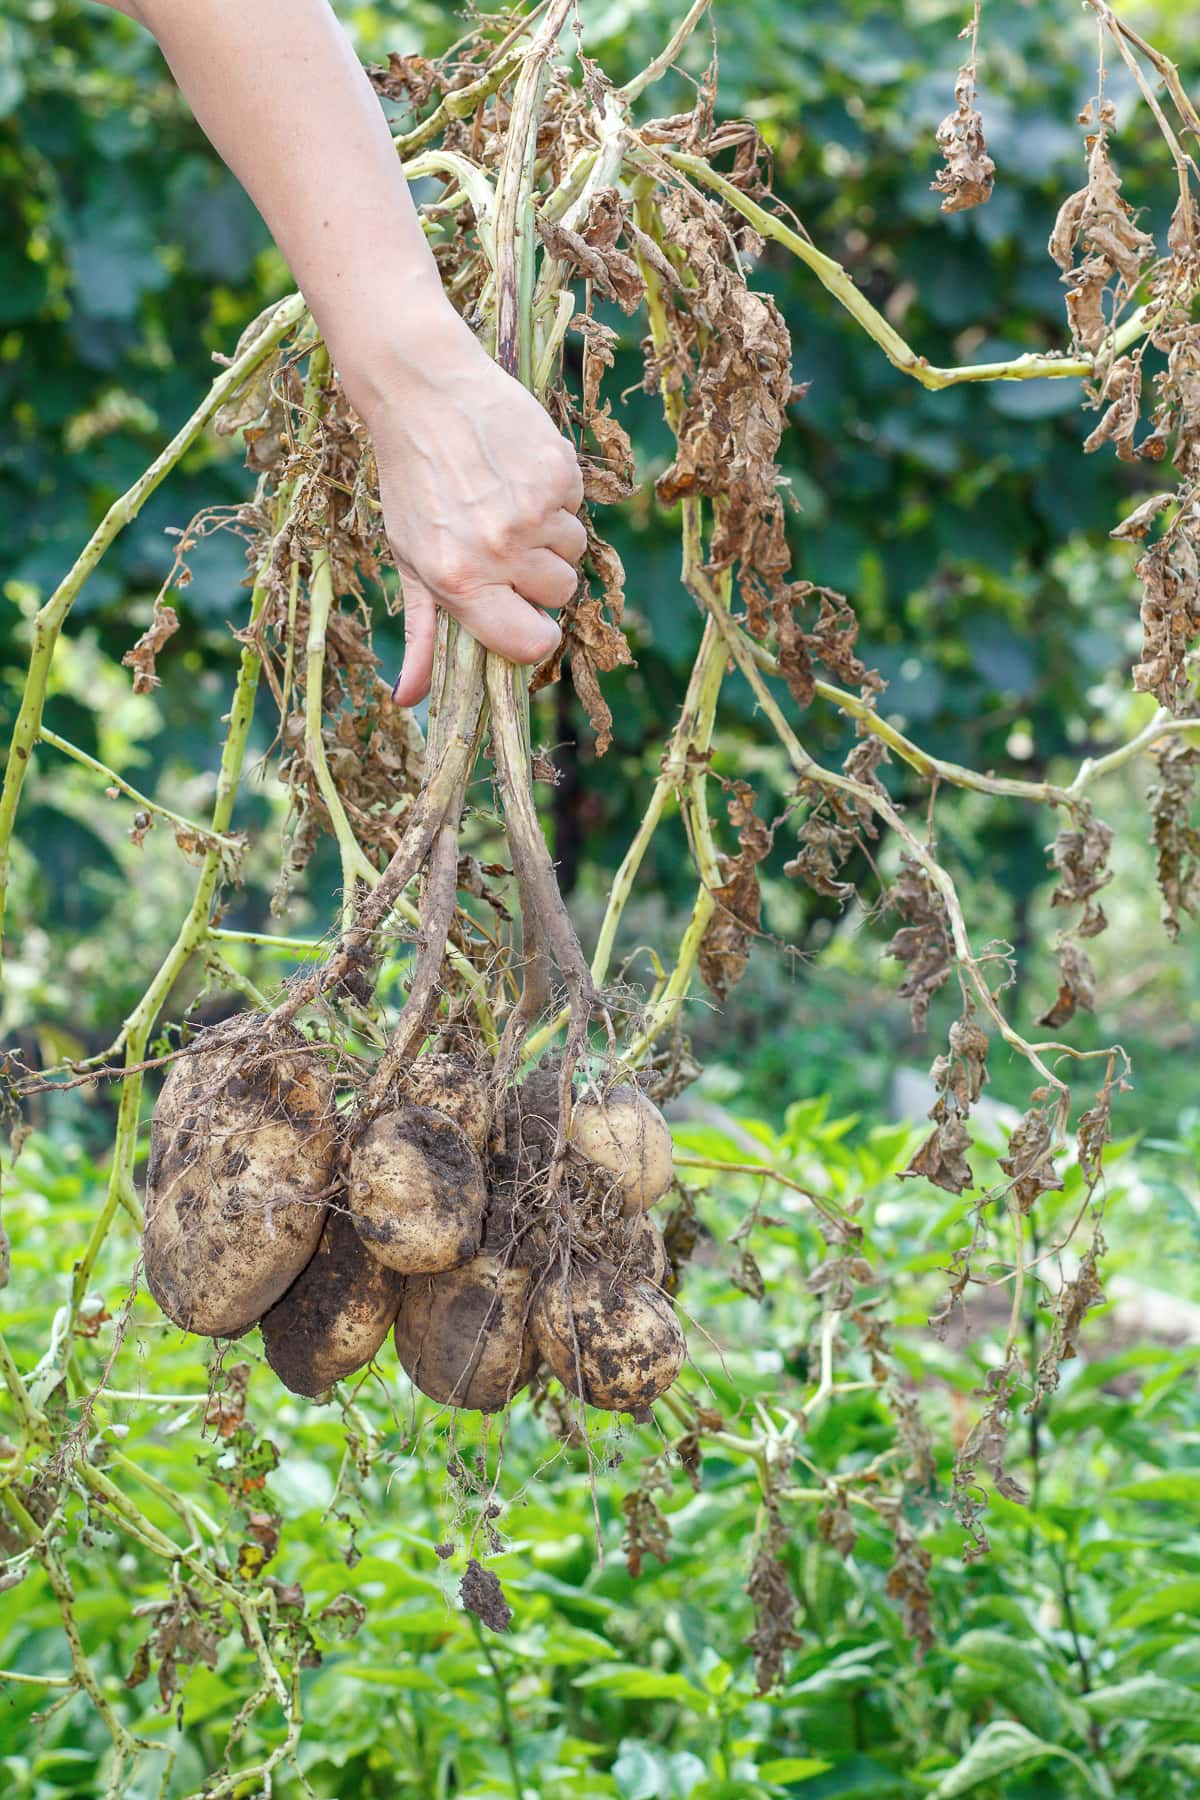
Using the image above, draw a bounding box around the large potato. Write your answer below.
[143,1023,336,1337]
[531,1258,685,1412]
[260,1205,404,1397]
[394,1249,536,1412]
[569,1086,673,1215]
[348,1104,485,1273]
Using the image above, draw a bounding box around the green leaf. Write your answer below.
[1082,1677,1200,1723]
[573,1666,710,1710]
[758,1758,834,1783]
[613,1741,663,1800]
[932,1722,1067,1797]
[1114,1473,1200,1503]
[1113,1578,1200,1630]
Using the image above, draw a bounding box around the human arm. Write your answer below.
[93,0,585,703]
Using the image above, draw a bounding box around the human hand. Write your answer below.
[351,304,586,707]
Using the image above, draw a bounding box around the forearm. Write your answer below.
[127,0,455,413]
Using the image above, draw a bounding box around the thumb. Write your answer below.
[391,575,437,708]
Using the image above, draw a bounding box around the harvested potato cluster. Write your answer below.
[144,1033,685,1418]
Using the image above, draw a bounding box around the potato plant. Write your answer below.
[1,0,1199,1793]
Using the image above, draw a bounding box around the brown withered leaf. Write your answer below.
[1111,492,1177,542]
[771,585,884,708]
[999,1107,1064,1213]
[699,780,772,1000]
[459,1559,512,1634]
[533,520,632,755]
[1148,736,1200,939]
[127,1587,222,1710]
[367,51,441,107]
[123,602,180,695]
[1077,1088,1116,1186]
[1132,519,1200,713]
[649,184,797,635]
[886,854,953,1033]
[902,1109,974,1195]
[537,197,644,314]
[1082,354,1142,461]
[1050,124,1155,355]
[818,1494,857,1558]
[1035,938,1096,1029]
[1046,808,1113,936]
[953,1357,1029,1562]
[885,1516,935,1657]
[930,1012,990,1113]
[1033,1238,1107,1405]
[623,1485,672,1578]
[931,66,995,214]
[784,803,857,902]
[744,1503,802,1693]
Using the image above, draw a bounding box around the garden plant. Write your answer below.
[2,1,1200,1795]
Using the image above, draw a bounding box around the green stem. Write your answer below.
[36,728,236,854]
[304,542,381,921]
[208,927,325,954]
[656,150,1153,391]
[0,291,307,985]
[470,1616,525,1800]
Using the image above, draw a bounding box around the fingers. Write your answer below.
[542,507,588,567]
[391,574,438,707]
[452,583,562,667]
[508,547,579,612]
[557,448,585,513]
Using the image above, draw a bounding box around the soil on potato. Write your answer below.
[260,1206,403,1396]
[354,1105,482,1265]
[144,1023,334,1334]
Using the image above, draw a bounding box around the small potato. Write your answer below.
[143,1023,336,1338]
[394,1250,537,1412]
[531,1259,685,1413]
[349,1104,485,1274]
[260,1205,404,1398]
[569,1086,673,1215]
[394,1053,490,1155]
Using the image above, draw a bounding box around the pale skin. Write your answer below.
[94,0,586,705]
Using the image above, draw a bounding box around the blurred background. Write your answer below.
[5,0,1200,1138]
[3,2,1200,1796]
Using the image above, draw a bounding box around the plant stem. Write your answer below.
[654,150,1153,391]
[470,1615,525,1800]
[36,728,237,855]
[0,291,307,984]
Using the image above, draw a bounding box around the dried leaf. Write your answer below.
[999,1106,1064,1213]
[886,855,953,1032]
[1035,938,1096,1028]
[699,781,771,999]
[1148,736,1200,939]
[931,65,995,214]
[744,1503,802,1692]
[1033,1238,1106,1403]
[902,1111,974,1195]
[123,602,180,695]
[1046,809,1113,935]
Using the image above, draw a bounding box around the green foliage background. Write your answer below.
[3,1,1200,1796]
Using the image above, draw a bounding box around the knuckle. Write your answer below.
[427,550,475,598]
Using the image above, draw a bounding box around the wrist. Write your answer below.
[330,285,485,425]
